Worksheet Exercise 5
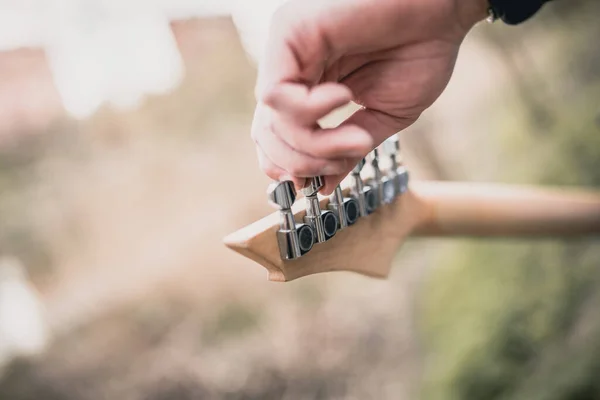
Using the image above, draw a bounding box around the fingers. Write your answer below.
[255,146,307,190]
[263,82,353,125]
[257,126,350,178]
[275,120,373,160]
[261,83,374,159]
[252,82,416,195]
[314,108,417,194]
[320,160,361,195]
[252,103,351,182]
[340,107,418,147]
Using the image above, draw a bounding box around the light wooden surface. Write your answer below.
[224,181,600,282]
[413,182,600,237]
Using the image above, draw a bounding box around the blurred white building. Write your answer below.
[0,0,284,119]
[0,0,284,371]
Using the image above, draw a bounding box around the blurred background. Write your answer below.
[0,0,599,399]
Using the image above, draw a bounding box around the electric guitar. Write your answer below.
[224,136,600,282]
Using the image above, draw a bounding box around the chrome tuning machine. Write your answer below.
[380,135,409,203]
[301,177,339,243]
[367,148,384,208]
[351,159,378,217]
[268,180,315,260]
[328,184,360,229]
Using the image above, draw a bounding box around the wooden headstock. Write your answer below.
[224,181,600,282]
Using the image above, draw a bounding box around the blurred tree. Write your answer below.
[421,1,600,399]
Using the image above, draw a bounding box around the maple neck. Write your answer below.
[412,181,600,237]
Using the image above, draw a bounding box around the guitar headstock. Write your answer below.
[225,130,600,281]
[223,186,425,282]
[224,137,426,282]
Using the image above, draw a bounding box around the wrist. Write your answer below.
[488,0,551,25]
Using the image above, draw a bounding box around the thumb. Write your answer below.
[341,107,417,148]
[319,108,416,195]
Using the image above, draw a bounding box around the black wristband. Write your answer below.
[488,0,552,25]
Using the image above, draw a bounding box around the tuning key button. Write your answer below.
[268,180,316,260]
[267,180,296,210]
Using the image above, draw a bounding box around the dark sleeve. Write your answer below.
[489,0,554,25]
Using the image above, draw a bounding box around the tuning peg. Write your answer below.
[351,159,378,217]
[367,148,384,208]
[267,179,296,209]
[381,135,400,160]
[301,177,338,243]
[380,135,409,203]
[396,165,409,195]
[328,185,360,229]
[351,159,368,217]
[267,181,315,260]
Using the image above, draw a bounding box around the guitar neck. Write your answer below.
[412,181,600,238]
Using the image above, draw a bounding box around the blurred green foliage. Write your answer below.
[421,2,600,399]
[202,302,262,344]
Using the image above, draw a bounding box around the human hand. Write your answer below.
[251,0,488,194]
